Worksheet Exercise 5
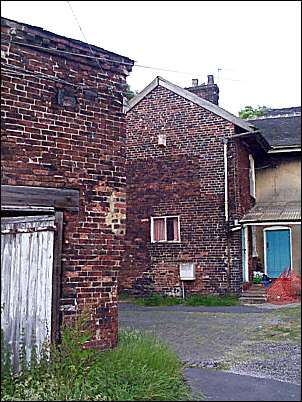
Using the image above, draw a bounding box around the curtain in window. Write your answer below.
[153,218,165,241]
[173,218,179,241]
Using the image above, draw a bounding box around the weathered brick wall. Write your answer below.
[121,85,253,296]
[1,18,133,348]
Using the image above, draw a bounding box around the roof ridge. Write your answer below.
[127,75,254,132]
[249,113,301,121]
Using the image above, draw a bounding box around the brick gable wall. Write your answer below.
[121,86,253,296]
[1,18,133,348]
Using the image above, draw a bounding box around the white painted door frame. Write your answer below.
[242,225,249,282]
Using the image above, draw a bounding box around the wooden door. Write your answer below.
[1,215,56,368]
[265,228,291,278]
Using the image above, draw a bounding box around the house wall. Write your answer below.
[254,153,301,275]
[121,85,253,296]
[255,225,301,275]
[255,155,301,202]
[1,18,133,349]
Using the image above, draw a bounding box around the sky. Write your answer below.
[2,1,301,115]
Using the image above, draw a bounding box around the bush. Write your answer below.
[1,314,191,401]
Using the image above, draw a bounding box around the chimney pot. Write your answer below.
[192,78,199,87]
[207,75,214,84]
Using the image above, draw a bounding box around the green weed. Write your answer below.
[1,314,192,401]
[184,294,239,307]
[121,292,239,307]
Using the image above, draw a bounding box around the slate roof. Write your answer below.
[262,107,301,118]
[240,201,301,223]
[248,108,301,148]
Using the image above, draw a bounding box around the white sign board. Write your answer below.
[179,263,195,280]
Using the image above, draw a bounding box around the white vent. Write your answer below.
[158,133,166,147]
[179,263,196,280]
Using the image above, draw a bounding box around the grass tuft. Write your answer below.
[1,316,191,401]
[121,293,239,307]
[185,294,239,307]
[136,293,183,307]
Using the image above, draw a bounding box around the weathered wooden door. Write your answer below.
[1,215,56,368]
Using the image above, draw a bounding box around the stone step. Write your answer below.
[242,290,267,295]
[239,296,267,304]
[240,293,267,298]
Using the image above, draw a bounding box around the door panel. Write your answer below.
[1,215,55,369]
[266,229,291,278]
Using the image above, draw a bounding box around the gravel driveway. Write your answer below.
[119,303,301,386]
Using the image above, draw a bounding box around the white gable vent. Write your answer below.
[158,133,166,147]
[179,262,196,280]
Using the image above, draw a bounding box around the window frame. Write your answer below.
[249,154,256,199]
[150,215,181,243]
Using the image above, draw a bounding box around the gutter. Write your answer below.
[239,220,301,226]
[231,130,262,138]
[268,147,301,154]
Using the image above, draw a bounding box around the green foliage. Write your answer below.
[124,293,239,307]
[184,294,239,306]
[136,293,183,307]
[1,313,191,401]
[253,274,262,284]
[125,84,138,100]
[238,105,268,119]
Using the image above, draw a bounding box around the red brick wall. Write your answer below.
[121,85,253,296]
[1,18,133,348]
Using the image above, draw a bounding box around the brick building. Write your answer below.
[120,76,269,297]
[1,16,133,362]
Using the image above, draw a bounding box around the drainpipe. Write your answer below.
[223,138,228,223]
[223,138,231,292]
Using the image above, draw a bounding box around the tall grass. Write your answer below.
[1,315,191,401]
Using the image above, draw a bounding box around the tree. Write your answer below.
[125,84,138,100]
[238,105,268,119]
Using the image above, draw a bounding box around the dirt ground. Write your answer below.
[119,303,301,385]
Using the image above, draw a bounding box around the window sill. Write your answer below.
[151,241,181,244]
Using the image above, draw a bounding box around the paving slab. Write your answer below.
[185,368,301,401]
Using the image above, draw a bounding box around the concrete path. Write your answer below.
[185,368,301,401]
[119,302,301,400]
[119,302,270,314]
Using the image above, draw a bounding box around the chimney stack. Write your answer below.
[207,75,214,85]
[185,74,219,105]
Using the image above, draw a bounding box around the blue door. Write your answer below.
[266,229,291,278]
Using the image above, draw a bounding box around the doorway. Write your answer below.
[264,227,292,278]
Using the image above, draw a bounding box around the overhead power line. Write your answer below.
[1,2,245,83]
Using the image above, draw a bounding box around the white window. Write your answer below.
[249,154,256,198]
[151,216,180,243]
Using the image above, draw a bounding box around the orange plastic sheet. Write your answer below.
[267,269,301,304]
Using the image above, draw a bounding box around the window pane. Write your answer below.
[167,217,179,241]
[173,217,179,241]
[153,218,165,241]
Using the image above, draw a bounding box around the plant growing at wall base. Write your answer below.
[1,313,192,401]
